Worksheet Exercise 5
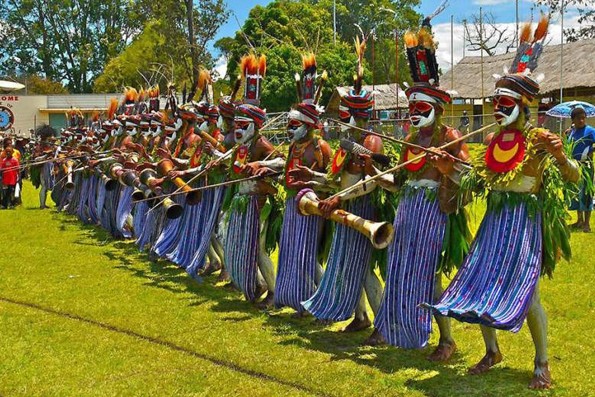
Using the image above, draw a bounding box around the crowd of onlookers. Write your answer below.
[0,136,29,209]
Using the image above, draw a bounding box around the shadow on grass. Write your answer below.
[258,311,539,396]
[55,211,543,396]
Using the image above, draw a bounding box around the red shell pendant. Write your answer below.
[403,148,427,172]
[232,146,249,174]
[485,129,526,173]
[331,148,347,175]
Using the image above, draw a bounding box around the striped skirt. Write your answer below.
[185,186,226,279]
[153,194,184,257]
[166,191,205,270]
[133,200,149,240]
[374,188,446,348]
[86,175,100,224]
[274,197,323,313]
[301,195,374,321]
[116,185,134,239]
[427,199,542,332]
[224,195,261,301]
[41,162,55,190]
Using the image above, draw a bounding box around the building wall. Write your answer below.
[0,95,49,137]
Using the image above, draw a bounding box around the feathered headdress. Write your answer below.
[196,69,214,105]
[240,53,266,105]
[121,87,139,115]
[148,85,160,112]
[494,15,549,101]
[403,13,451,105]
[340,34,374,120]
[292,52,327,127]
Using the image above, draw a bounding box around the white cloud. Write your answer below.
[212,55,228,81]
[432,13,583,72]
[473,0,509,5]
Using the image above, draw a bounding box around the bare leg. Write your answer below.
[363,268,382,316]
[343,289,371,332]
[468,325,502,374]
[428,274,457,361]
[571,211,584,229]
[257,219,275,307]
[526,285,551,389]
[40,185,48,208]
[583,211,591,232]
[201,244,221,276]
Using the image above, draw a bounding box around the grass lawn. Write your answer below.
[0,180,593,396]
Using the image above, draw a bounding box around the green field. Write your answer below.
[0,181,593,396]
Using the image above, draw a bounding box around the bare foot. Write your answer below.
[199,262,221,276]
[468,350,503,375]
[569,221,582,229]
[362,328,386,346]
[291,311,310,319]
[428,340,457,362]
[529,361,551,390]
[313,318,334,326]
[216,269,231,283]
[256,291,274,309]
[342,313,372,332]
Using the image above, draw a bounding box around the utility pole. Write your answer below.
[462,19,467,58]
[480,7,485,124]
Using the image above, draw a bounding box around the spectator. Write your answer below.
[459,110,470,133]
[567,106,595,232]
[0,145,20,209]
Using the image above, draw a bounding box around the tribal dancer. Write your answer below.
[274,53,332,315]
[299,36,384,331]
[425,17,579,389]
[366,21,470,360]
[224,53,285,306]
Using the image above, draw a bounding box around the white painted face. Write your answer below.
[341,116,356,132]
[492,95,520,127]
[234,119,255,144]
[198,120,208,131]
[114,126,124,136]
[287,119,308,142]
[152,126,162,138]
[127,127,138,137]
[217,115,224,129]
[142,127,152,137]
[409,101,436,128]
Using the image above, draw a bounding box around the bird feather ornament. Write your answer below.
[510,15,549,74]
[240,53,267,105]
[354,35,367,93]
[107,98,119,120]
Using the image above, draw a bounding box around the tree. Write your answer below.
[25,75,68,94]
[94,0,229,95]
[0,0,142,93]
[215,0,421,111]
[536,0,595,41]
[463,11,515,56]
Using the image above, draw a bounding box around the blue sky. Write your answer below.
[213,1,587,76]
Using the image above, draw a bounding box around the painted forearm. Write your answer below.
[257,157,285,170]
[556,157,580,183]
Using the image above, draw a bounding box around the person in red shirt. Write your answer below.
[0,145,20,209]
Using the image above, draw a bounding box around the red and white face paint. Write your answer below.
[287,118,308,142]
[492,95,520,127]
[409,100,436,128]
[234,118,255,144]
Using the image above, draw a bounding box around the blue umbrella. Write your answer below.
[546,100,595,119]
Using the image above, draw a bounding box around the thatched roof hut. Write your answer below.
[440,39,595,99]
[325,83,409,117]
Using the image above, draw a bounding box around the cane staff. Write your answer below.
[134,171,283,203]
[327,122,496,200]
[143,111,288,213]
[330,118,472,165]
